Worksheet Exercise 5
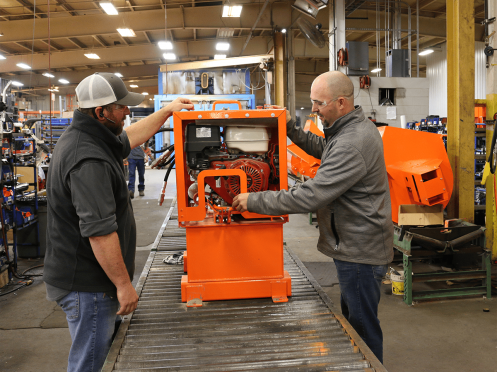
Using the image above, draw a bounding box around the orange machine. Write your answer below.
[173,102,291,306]
[287,122,453,224]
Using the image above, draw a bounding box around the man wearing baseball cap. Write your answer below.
[43,72,193,372]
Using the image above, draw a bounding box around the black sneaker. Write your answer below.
[139,190,144,196]
[129,190,134,199]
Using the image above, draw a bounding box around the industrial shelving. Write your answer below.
[0,135,40,281]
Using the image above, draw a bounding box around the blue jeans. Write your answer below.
[128,158,145,192]
[333,259,387,363]
[57,291,120,372]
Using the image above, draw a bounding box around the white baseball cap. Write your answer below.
[76,72,145,109]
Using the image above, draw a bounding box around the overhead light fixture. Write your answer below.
[114,73,123,77]
[216,42,230,51]
[130,84,139,88]
[142,92,149,95]
[214,54,227,59]
[11,81,24,87]
[371,68,382,73]
[0,54,6,60]
[16,63,31,69]
[48,87,59,92]
[419,49,434,56]
[217,28,235,38]
[84,53,100,59]
[43,72,55,78]
[163,53,176,60]
[158,41,173,50]
[292,0,328,19]
[59,79,70,84]
[117,28,136,37]
[99,2,118,15]
[222,5,243,17]
[0,32,3,37]
[281,28,287,34]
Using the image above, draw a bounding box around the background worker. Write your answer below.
[232,71,394,363]
[43,72,193,372]
[127,140,149,198]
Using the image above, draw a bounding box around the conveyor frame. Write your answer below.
[103,199,387,372]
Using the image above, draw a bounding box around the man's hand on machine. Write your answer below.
[271,105,292,123]
[232,193,250,213]
[164,97,194,115]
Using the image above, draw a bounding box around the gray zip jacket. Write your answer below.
[248,106,394,265]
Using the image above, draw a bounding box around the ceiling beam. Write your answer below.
[67,37,86,49]
[53,0,78,17]
[93,35,109,47]
[15,0,43,18]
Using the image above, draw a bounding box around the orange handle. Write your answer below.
[211,100,242,110]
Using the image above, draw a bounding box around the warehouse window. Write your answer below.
[379,88,395,106]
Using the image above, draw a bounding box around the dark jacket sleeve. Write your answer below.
[286,119,326,160]
[68,161,118,237]
[247,143,367,215]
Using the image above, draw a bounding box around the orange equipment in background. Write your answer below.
[173,102,292,307]
[287,122,453,224]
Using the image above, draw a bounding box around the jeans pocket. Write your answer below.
[372,264,388,280]
[57,291,80,320]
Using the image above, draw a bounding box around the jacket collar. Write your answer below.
[71,109,123,148]
[323,105,365,141]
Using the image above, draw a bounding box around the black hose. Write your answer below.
[161,154,175,168]
[156,128,173,133]
[488,123,497,174]
[150,144,174,154]
[0,283,27,296]
[164,159,175,183]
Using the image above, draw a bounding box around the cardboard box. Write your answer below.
[398,204,444,226]
[17,166,38,192]
[0,268,8,288]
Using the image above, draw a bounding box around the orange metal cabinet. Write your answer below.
[173,106,292,306]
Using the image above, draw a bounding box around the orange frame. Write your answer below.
[173,106,292,306]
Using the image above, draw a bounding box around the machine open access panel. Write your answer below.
[173,102,291,306]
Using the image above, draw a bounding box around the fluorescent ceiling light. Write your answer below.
[0,54,6,60]
[371,68,382,73]
[11,81,23,87]
[141,92,149,95]
[222,5,242,17]
[99,2,118,15]
[130,84,138,88]
[158,41,173,50]
[84,53,100,59]
[114,73,123,77]
[281,29,287,33]
[163,53,176,60]
[214,54,227,59]
[117,28,136,37]
[43,72,55,78]
[217,28,235,38]
[300,107,304,110]
[419,49,434,56]
[59,79,70,84]
[48,87,59,92]
[16,63,31,69]
[216,42,230,51]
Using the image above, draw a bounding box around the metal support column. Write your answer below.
[287,30,296,121]
[274,31,286,108]
[446,0,475,222]
[485,0,497,261]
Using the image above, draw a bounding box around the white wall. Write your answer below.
[426,42,486,117]
[351,76,429,127]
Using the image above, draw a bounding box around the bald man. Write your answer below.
[233,71,394,363]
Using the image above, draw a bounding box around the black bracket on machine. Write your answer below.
[195,72,214,95]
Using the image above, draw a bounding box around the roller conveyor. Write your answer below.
[103,200,387,372]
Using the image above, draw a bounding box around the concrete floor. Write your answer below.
[1,168,497,372]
